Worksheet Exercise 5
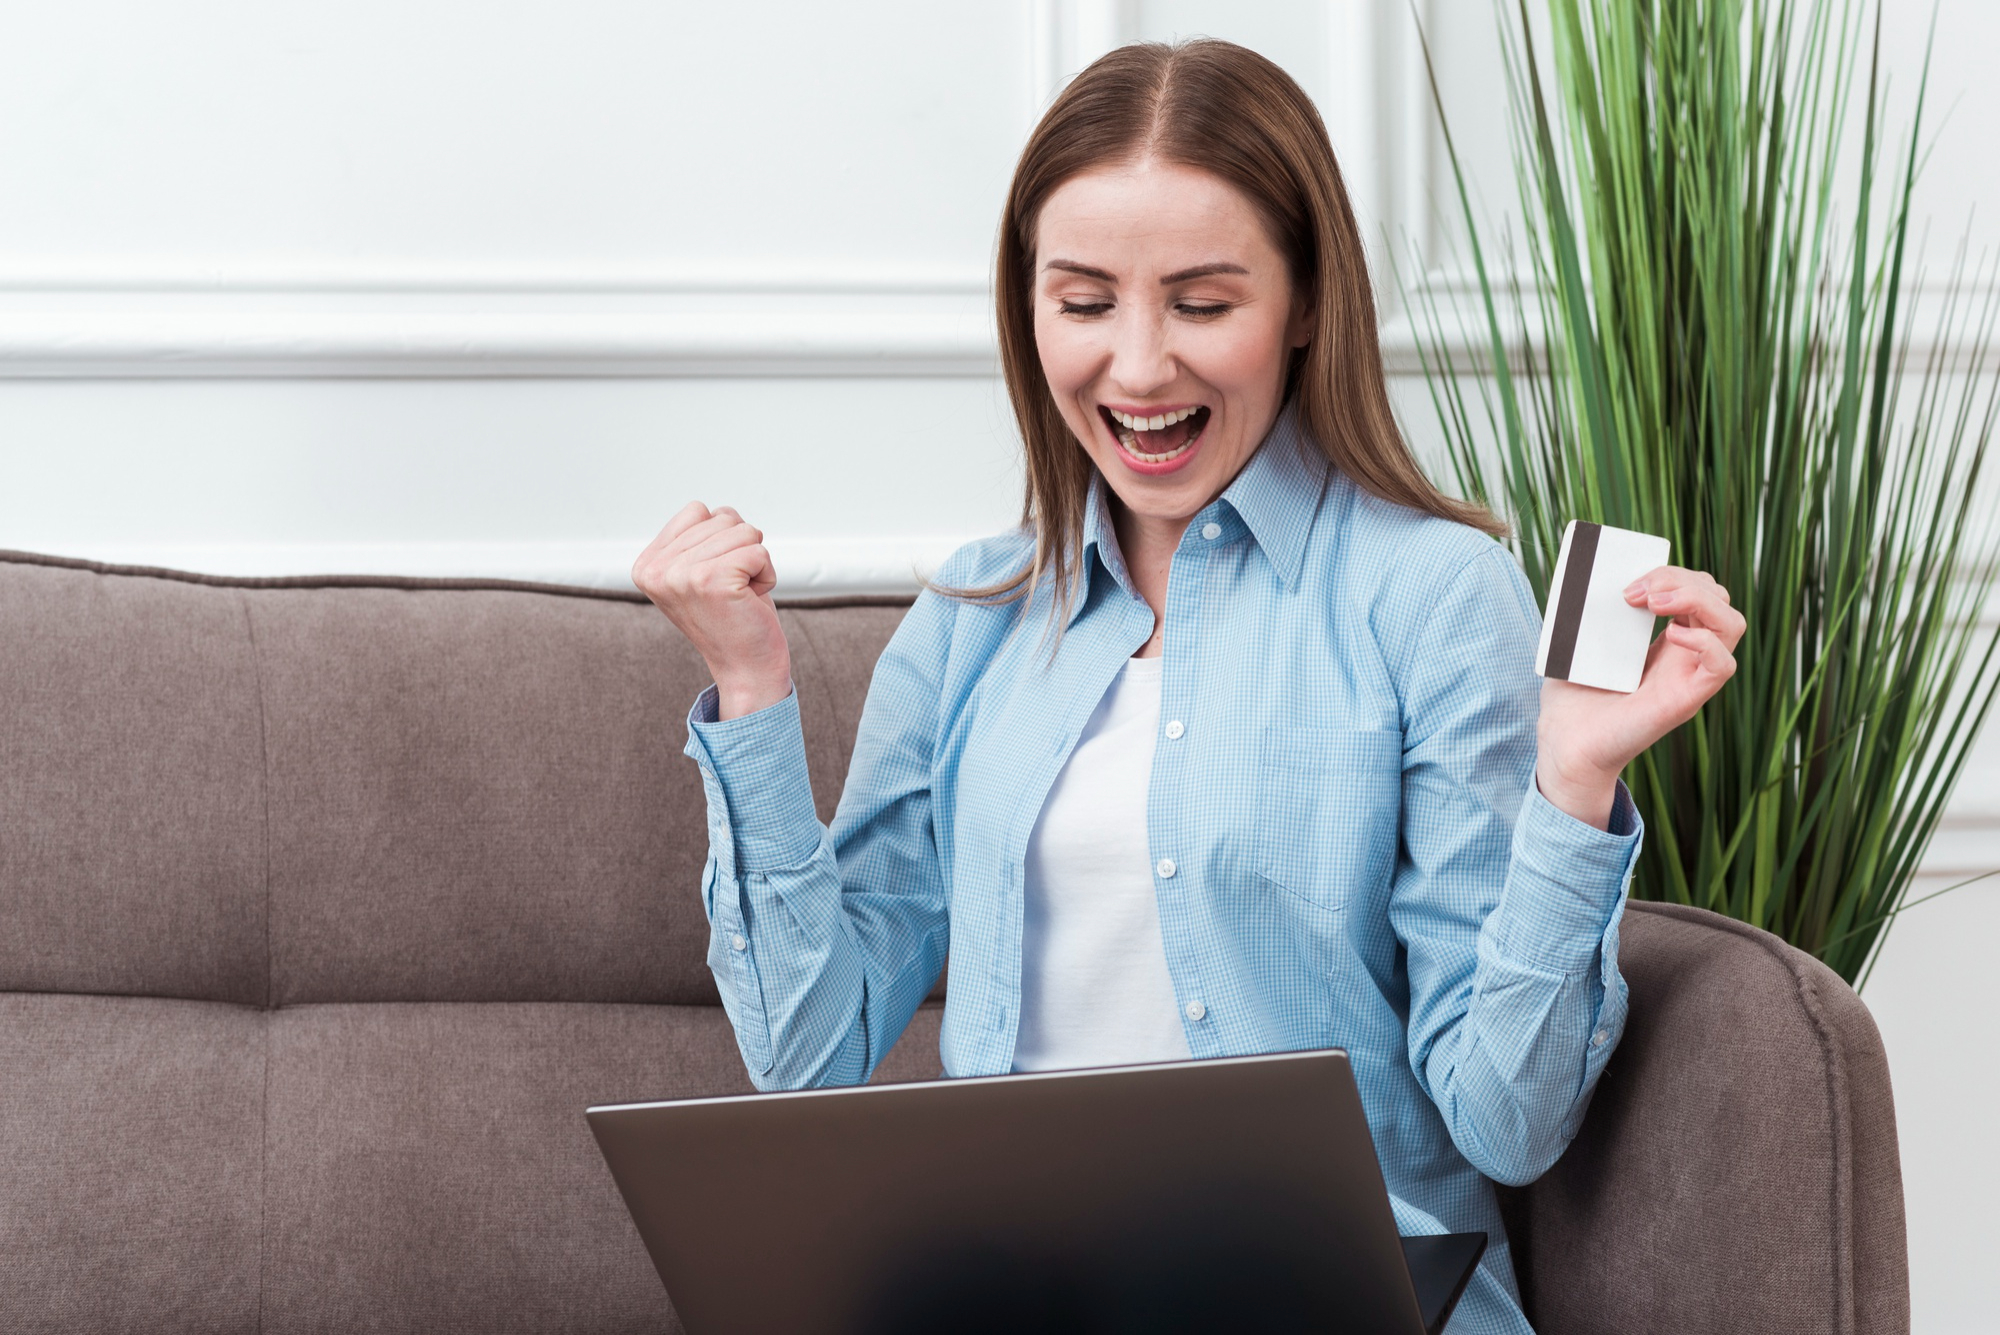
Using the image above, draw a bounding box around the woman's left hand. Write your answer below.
[1534,566,1747,830]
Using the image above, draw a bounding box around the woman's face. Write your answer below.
[1032,157,1314,530]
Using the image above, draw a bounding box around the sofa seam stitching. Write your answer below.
[0,546,915,609]
[241,588,274,1335]
[1802,966,1857,1335]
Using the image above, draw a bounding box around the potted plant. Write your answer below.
[1404,0,2000,984]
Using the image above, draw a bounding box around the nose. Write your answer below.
[1106,307,1176,400]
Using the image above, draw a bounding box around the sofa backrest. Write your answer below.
[0,552,910,1010]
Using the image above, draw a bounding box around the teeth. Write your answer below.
[1109,406,1201,430]
[1115,427,1196,464]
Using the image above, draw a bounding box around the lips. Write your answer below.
[1099,405,1211,474]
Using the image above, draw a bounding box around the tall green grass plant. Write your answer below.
[1405,0,2000,985]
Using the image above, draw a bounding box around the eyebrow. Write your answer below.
[1041,260,1251,285]
[1160,262,1250,284]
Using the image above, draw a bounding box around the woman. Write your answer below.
[632,39,1742,1334]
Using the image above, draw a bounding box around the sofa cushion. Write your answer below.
[0,993,264,1334]
[0,988,943,1335]
[259,999,941,1335]
[261,1001,739,1334]
[254,591,912,1008]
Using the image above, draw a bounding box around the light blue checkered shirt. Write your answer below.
[683,405,1642,1334]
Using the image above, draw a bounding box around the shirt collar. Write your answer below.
[1076,397,1327,621]
[1078,477,1130,602]
[1216,397,1328,591]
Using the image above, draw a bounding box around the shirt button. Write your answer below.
[1591,1029,1609,1047]
[1185,1000,1207,1021]
[730,934,747,952]
[1164,719,1185,740]
[1156,858,1177,879]
[1201,522,1222,540]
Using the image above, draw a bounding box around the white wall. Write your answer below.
[1,2,1994,1328]
[0,0,1033,590]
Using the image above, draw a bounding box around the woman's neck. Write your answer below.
[1110,501,1186,658]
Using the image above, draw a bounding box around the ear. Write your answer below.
[1287,287,1318,349]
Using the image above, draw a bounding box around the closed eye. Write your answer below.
[1058,300,1231,318]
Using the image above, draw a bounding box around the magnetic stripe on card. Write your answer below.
[1542,521,1600,682]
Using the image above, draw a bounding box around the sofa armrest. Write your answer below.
[1499,901,1908,1335]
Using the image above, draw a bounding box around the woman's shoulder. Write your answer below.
[1326,476,1520,588]
[1320,476,1538,644]
[1314,479,1543,714]
[887,526,1039,660]
[929,525,1037,591]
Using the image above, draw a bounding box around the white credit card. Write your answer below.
[1534,520,1671,694]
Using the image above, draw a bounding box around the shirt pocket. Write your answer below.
[1255,724,1403,912]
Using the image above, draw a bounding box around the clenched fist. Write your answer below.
[632,502,793,720]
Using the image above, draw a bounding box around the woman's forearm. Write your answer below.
[687,686,880,1089]
[683,580,964,1089]
[1403,781,1640,1185]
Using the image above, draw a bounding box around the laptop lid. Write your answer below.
[587,1048,1472,1334]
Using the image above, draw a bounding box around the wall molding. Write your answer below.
[0,266,1000,377]
[1030,0,1131,113]
[0,300,999,379]
[0,264,994,295]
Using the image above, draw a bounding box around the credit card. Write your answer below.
[1535,520,1671,694]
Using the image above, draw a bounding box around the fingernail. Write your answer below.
[1624,579,1647,598]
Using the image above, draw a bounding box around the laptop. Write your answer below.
[587,1048,1484,1334]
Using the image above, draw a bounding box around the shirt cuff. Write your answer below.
[1491,778,1644,972]
[683,684,822,872]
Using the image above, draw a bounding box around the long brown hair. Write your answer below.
[947,38,1502,623]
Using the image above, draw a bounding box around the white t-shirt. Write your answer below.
[1011,654,1193,1072]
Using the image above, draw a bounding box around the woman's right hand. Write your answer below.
[632,502,793,720]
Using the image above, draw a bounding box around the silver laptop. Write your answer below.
[587,1048,1483,1334]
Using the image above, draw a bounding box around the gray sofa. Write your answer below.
[0,550,1908,1334]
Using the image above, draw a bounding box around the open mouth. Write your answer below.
[1099,405,1211,467]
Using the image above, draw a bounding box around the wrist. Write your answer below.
[1534,746,1620,832]
[714,664,793,722]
